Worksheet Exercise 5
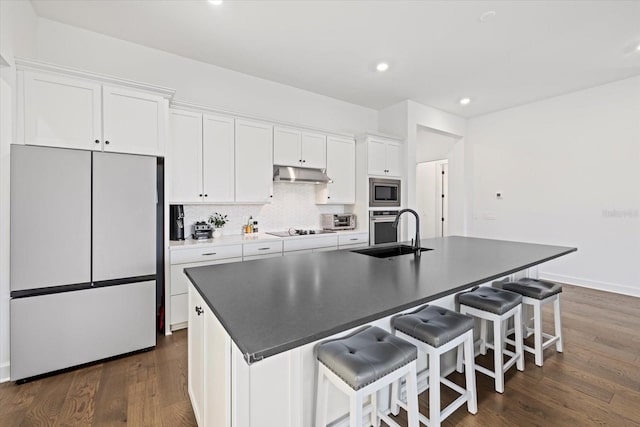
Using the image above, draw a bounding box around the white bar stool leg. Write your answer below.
[463,330,478,414]
[493,317,504,393]
[349,393,363,427]
[405,361,419,427]
[554,296,564,353]
[456,343,464,373]
[390,380,400,416]
[428,348,441,427]
[370,391,378,427]
[533,301,543,367]
[514,305,525,371]
[315,367,328,427]
[480,318,488,355]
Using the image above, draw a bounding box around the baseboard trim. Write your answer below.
[539,272,640,298]
[0,362,10,383]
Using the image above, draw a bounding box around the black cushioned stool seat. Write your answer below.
[392,305,474,348]
[502,278,562,300]
[316,325,417,391]
[456,286,522,315]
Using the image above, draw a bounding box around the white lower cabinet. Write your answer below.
[338,232,369,249]
[169,244,242,331]
[189,283,232,427]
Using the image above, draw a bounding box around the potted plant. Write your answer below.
[208,212,228,238]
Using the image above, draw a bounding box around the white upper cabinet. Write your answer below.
[367,138,402,177]
[202,114,234,202]
[301,131,326,169]
[18,62,173,156]
[273,126,326,169]
[235,119,273,203]
[317,136,355,204]
[102,86,166,156]
[169,110,235,203]
[169,110,203,203]
[23,71,102,151]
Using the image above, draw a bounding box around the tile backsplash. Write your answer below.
[181,183,348,236]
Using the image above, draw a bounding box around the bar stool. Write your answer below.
[391,305,478,427]
[501,278,563,367]
[456,286,524,393]
[314,325,419,427]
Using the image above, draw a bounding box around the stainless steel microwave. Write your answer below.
[369,178,401,207]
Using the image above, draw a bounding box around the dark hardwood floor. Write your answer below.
[0,284,638,426]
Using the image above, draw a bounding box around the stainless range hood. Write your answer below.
[273,165,332,184]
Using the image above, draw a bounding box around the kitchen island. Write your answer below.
[185,236,576,427]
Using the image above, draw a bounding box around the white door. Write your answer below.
[367,139,387,175]
[235,119,273,203]
[273,127,301,167]
[326,137,355,204]
[92,152,157,281]
[102,86,165,156]
[23,71,102,150]
[416,160,448,238]
[385,142,402,177]
[169,110,203,203]
[301,132,326,169]
[203,114,235,202]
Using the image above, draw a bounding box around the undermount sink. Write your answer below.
[351,244,432,259]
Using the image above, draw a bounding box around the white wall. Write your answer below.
[34,18,377,134]
[467,76,640,297]
[0,0,39,383]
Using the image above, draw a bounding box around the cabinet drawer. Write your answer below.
[283,235,338,252]
[171,293,188,329]
[170,258,242,295]
[170,244,243,264]
[338,233,369,247]
[244,253,283,261]
[243,241,283,257]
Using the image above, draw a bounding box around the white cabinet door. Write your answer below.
[301,132,326,169]
[273,126,301,167]
[367,139,387,176]
[203,306,231,427]
[169,110,203,203]
[188,285,205,426]
[385,142,402,177]
[102,86,166,156]
[324,136,355,204]
[23,71,102,150]
[235,119,273,203]
[203,114,235,202]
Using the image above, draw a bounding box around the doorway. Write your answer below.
[416,159,448,238]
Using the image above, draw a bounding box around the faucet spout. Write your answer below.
[392,209,421,255]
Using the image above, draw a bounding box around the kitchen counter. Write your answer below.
[185,235,576,364]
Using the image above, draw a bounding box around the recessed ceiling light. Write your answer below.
[376,62,389,72]
[208,0,223,5]
[479,11,497,23]
[459,98,471,106]
[636,43,640,52]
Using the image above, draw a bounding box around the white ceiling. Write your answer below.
[31,0,640,117]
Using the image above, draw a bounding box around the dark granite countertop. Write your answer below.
[185,236,576,364]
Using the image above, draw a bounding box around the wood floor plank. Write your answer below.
[54,363,102,427]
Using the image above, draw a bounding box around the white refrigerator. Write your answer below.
[10,145,157,381]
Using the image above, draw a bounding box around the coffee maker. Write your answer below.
[169,204,185,240]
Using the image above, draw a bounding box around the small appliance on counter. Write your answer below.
[169,204,185,240]
[321,213,356,230]
[193,222,213,240]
